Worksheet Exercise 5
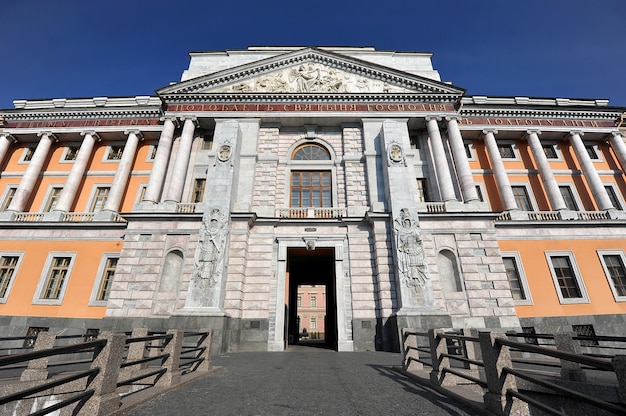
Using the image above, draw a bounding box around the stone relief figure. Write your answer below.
[394,208,429,288]
[193,208,228,287]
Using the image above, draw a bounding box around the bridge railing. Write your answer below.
[0,328,211,415]
[401,328,626,416]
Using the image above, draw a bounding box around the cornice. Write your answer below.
[160,92,462,104]
[1,108,163,122]
[460,107,621,120]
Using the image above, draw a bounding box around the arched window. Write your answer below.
[292,144,330,161]
[290,143,332,208]
[437,249,462,292]
[159,250,183,292]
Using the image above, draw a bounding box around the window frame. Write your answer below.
[33,252,77,305]
[103,143,125,162]
[192,178,206,203]
[1,186,17,212]
[286,140,336,208]
[541,143,561,161]
[0,252,24,303]
[501,252,533,306]
[545,251,589,304]
[598,250,626,302]
[19,146,35,163]
[511,183,537,211]
[89,253,119,306]
[62,145,80,162]
[604,184,624,210]
[584,142,602,162]
[87,185,111,213]
[42,185,64,212]
[464,140,475,161]
[496,142,519,160]
[558,184,582,211]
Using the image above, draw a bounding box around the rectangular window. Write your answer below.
[107,145,124,160]
[546,252,588,303]
[464,142,473,159]
[497,143,515,158]
[22,147,35,162]
[0,255,19,299]
[1,187,16,211]
[290,171,331,208]
[310,296,316,308]
[310,317,317,329]
[512,185,533,211]
[149,144,158,160]
[503,257,526,300]
[572,324,599,347]
[297,296,302,307]
[193,179,206,203]
[42,257,72,300]
[89,187,110,212]
[475,185,484,202]
[202,135,213,150]
[605,186,623,210]
[599,251,626,300]
[416,179,429,203]
[585,144,599,160]
[542,144,558,159]
[96,257,117,301]
[64,146,79,161]
[44,187,63,212]
[559,186,579,211]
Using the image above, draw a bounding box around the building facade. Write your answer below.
[1,47,625,353]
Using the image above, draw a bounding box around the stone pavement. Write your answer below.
[126,346,480,416]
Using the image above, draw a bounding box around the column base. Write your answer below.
[94,210,119,222]
[0,211,16,221]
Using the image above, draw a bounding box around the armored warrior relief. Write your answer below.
[193,208,228,287]
[394,208,429,288]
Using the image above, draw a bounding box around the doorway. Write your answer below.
[286,247,337,350]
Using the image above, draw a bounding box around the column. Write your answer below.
[102,130,142,213]
[163,117,196,204]
[54,131,99,213]
[483,129,518,211]
[446,117,479,202]
[0,133,17,167]
[142,117,177,204]
[609,132,626,174]
[568,131,614,211]
[426,116,456,202]
[7,132,56,212]
[525,130,567,211]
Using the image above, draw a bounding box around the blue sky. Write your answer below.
[2,0,625,109]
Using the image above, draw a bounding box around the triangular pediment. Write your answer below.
[158,47,465,96]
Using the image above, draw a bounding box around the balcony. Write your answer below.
[276,207,346,219]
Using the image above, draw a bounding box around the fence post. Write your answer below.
[83,332,126,416]
[554,331,586,382]
[19,331,56,382]
[156,329,183,387]
[429,328,450,385]
[196,330,212,372]
[402,328,423,373]
[612,355,626,403]
[479,331,529,416]
[465,328,485,381]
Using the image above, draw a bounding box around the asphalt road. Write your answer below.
[126,348,479,416]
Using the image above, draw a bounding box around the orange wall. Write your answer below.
[0,239,122,318]
[499,238,626,318]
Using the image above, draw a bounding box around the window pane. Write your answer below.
[605,186,622,210]
[551,256,582,298]
[302,190,310,206]
[0,256,18,298]
[604,255,626,297]
[503,257,526,300]
[43,257,71,300]
[542,144,557,159]
[512,186,532,211]
[293,144,330,160]
[291,171,332,208]
[498,144,515,158]
[97,258,118,301]
[312,190,321,207]
[559,186,578,211]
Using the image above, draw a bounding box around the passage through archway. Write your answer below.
[286,247,337,350]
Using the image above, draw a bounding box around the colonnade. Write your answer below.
[0,114,625,218]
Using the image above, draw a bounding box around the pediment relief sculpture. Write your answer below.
[210,63,415,94]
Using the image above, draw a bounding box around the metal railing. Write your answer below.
[401,328,626,416]
[0,328,211,415]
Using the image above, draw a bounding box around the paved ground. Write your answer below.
[126,346,480,416]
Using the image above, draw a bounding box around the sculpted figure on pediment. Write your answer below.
[214,63,414,93]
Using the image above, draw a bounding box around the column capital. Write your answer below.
[481,129,498,136]
[80,131,101,141]
[37,132,58,141]
[160,115,180,127]
[569,130,584,137]
[610,131,624,139]
[124,130,144,140]
[179,115,199,126]
[0,133,17,143]
[425,115,442,122]
[445,115,462,122]
[525,129,541,136]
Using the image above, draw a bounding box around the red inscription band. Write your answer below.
[6,118,161,129]
[459,117,615,128]
[166,103,455,112]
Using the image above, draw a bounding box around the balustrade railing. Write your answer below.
[276,207,346,219]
